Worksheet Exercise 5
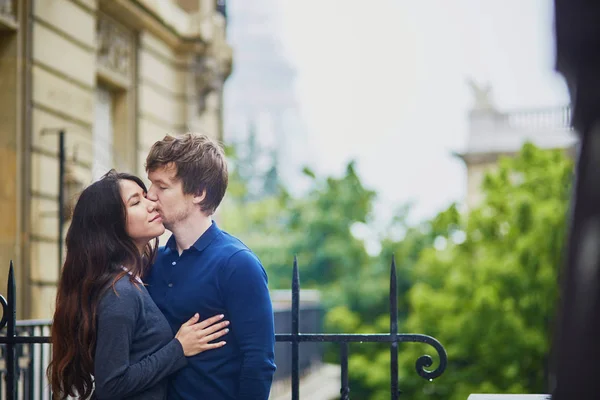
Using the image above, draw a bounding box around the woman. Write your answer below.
[48,170,229,399]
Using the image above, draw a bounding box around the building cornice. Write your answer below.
[452,150,511,165]
[99,0,206,53]
[453,143,577,166]
[99,0,233,86]
[0,0,17,31]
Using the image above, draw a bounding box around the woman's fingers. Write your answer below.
[196,314,225,330]
[201,341,227,350]
[181,313,200,327]
[201,328,229,344]
[196,319,229,335]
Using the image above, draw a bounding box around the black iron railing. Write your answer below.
[0,258,448,399]
[0,264,52,399]
[0,318,53,399]
[273,306,323,383]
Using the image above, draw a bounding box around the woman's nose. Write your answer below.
[146,199,157,212]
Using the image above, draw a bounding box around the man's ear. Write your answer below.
[192,190,206,204]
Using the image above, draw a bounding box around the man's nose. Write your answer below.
[147,186,158,201]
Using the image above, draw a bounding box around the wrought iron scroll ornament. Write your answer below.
[410,335,447,380]
[280,256,448,400]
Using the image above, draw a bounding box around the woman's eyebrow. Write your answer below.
[127,193,141,202]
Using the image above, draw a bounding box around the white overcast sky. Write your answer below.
[273,0,569,225]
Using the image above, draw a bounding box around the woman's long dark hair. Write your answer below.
[48,170,158,399]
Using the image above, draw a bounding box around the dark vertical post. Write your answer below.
[41,327,48,399]
[291,256,300,400]
[553,128,600,398]
[390,257,399,400]
[57,130,65,273]
[340,342,350,400]
[26,327,34,400]
[6,262,17,400]
[551,2,600,398]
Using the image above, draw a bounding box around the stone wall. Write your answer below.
[0,0,232,319]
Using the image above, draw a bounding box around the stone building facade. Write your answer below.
[0,0,232,318]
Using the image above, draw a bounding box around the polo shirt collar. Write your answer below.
[192,221,221,252]
[165,220,221,253]
[165,234,178,252]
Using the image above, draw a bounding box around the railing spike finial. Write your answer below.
[390,256,399,399]
[293,254,298,278]
[6,260,17,399]
[8,260,15,326]
[8,260,14,284]
[389,256,398,334]
[292,255,299,309]
[291,255,300,400]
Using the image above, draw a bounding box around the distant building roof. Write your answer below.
[271,289,321,311]
[456,105,578,163]
[455,81,578,162]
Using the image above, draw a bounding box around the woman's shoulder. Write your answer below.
[98,275,145,311]
[95,276,146,333]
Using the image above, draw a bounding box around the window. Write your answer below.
[92,86,114,181]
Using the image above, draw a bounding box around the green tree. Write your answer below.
[325,204,461,399]
[286,161,376,294]
[219,142,292,289]
[396,143,573,399]
[222,140,572,399]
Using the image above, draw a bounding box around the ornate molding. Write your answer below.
[195,53,224,114]
[194,34,233,114]
[0,0,17,30]
[97,15,134,82]
[467,78,495,112]
[0,0,14,20]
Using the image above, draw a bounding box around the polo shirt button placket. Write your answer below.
[167,260,177,291]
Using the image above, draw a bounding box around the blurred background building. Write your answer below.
[223,1,335,397]
[455,82,577,208]
[0,0,232,319]
[223,0,310,198]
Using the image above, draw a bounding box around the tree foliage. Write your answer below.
[220,140,572,399]
[396,143,572,399]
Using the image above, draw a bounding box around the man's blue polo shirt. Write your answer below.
[145,221,276,400]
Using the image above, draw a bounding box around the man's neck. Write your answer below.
[170,215,213,255]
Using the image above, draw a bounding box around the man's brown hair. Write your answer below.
[145,133,228,215]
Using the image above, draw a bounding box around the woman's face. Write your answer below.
[119,179,165,251]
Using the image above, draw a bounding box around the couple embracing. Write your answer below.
[48,133,276,400]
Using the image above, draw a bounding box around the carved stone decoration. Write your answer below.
[467,78,495,111]
[0,0,15,22]
[195,54,224,114]
[97,15,133,80]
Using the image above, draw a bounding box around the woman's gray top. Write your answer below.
[93,275,187,399]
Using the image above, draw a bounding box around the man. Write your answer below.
[144,133,276,400]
